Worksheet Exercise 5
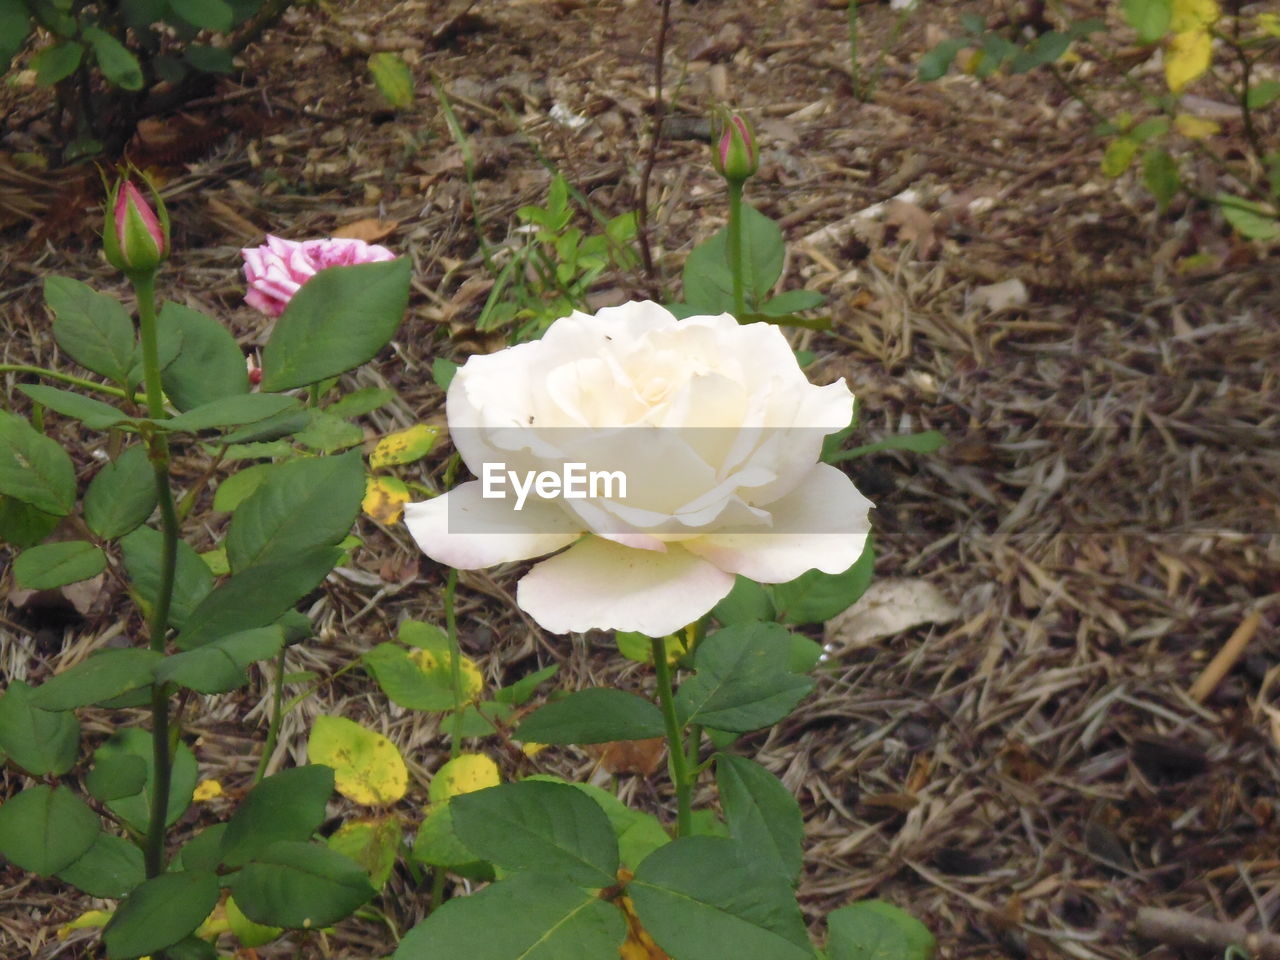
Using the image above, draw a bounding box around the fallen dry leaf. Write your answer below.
[333,218,399,243]
[824,578,960,651]
[969,278,1029,312]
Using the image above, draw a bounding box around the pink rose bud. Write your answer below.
[240,235,397,317]
[710,110,758,184]
[103,174,170,276]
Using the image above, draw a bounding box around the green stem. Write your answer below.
[0,364,128,398]
[445,568,464,760]
[651,635,692,836]
[134,271,179,880]
[255,646,287,783]
[726,180,747,318]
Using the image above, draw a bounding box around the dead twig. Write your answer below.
[1135,906,1280,959]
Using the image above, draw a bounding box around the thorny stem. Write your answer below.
[651,635,693,836]
[726,179,747,318]
[135,271,179,882]
[636,0,673,291]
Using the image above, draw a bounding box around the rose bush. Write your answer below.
[241,234,396,316]
[405,301,872,636]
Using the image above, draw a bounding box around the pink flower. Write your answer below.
[104,175,169,276]
[240,235,396,316]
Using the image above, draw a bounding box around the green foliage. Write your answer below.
[369,52,414,107]
[771,539,876,625]
[119,525,215,628]
[452,780,619,887]
[260,258,412,391]
[674,623,815,732]
[13,539,108,590]
[220,765,334,867]
[95,728,197,832]
[102,869,220,959]
[0,410,77,516]
[84,444,158,539]
[630,837,813,960]
[0,784,100,875]
[826,901,936,960]
[56,833,145,898]
[0,681,80,776]
[159,303,250,410]
[45,276,136,384]
[153,626,285,693]
[514,688,667,744]
[477,174,639,340]
[28,649,162,710]
[226,841,376,928]
[716,754,805,884]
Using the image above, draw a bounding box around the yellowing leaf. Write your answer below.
[326,816,403,889]
[522,741,548,757]
[362,475,411,524]
[59,909,112,939]
[408,646,484,700]
[1174,113,1220,138]
[369,424,439,469]
[1258,13,1280,38]
[429,753,500,803]
[368,52,414,109]
[227,895,281,948]
[1101,137,1140,177]
[308,715,408,806]
[192,779,223,802]
[1165,28,1212,92]
[1170,0,1218,31]
[194,900,230,939]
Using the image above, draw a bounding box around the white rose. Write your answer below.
[404,301,872,636]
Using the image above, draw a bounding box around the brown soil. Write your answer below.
[2,0,1279,958]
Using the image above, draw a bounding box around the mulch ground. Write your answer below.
[2,0,1279,957]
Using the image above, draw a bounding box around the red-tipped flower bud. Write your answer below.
[104,174,170,277]
[711,110,758,184]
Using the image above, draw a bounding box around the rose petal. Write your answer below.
[403,481,581,570]
[682,463,872,582]
[517,536,735,635]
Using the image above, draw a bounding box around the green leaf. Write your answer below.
[226,895,282,949]
[716,754,804,883]
[158,936,218,960]
[368,51,414,107]
[97,728,197,833]
[0,784,99,875]
[324,386,396,419]
[631,837,812,960]
[260,258,411,392]
[759,289,825,315]
[56,832,145,898]
[14,540,107,590]
[825,430,946,461]
[0,496,61,548]
[220,765,334,868]
[295,410,365,452]
[0,410,77,515]
[168,0,233,30]
[212,462,273,512]
[45,276,135,383]
[494,663,560,706]
[1009,30,1070,73]
[18,384,130,429]
[227,841,376,928]
[0,681,80,775]
[826,901,936,960]
[1101,136,1140,177]
[103,869,220,959]
[84,26,143,90]
[771,540,875,625]
[432,357,458,391]
[682,205,784,313]
[392,871,625,960]
[1247,80,1280,109]
[514,688,666,744]
[713,575,776,625]
[410,801,483,868]
[675,623,814,732]
[84,444,157,539]
[452,780,619,887]
[28,648,161,710]
[526,777,671,870]
[161,393,301,433]
[221,409,312,444]
[120,525,215,628]
[158,302,249,411]
[153,626,285,693]
[917,37,965,81]
[361,641,460,711]
[86,750,148,802]
[326,816,402,890]
[1218,194,1280,240]
[33,40,84,85]
[176,824,226,872]
[184,43,234,74]
[173,545,341,650]
[226,450,365,572]
[1121,0,1171,43]
[1142,148,1180,213]
[0,0,30,68]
